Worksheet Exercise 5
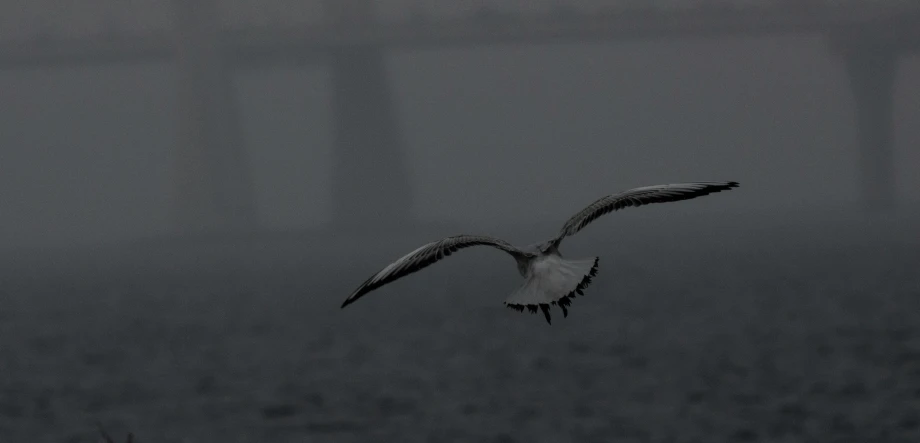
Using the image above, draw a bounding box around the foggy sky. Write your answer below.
[0,2,918,250]
[0,0,627,37]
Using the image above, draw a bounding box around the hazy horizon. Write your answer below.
[1,30,918,249]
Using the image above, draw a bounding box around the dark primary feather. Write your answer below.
[554,181,739,242]
[341,235,526,308]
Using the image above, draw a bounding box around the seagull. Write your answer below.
[340,181,739,324]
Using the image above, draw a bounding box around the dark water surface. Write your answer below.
[2,212,919,442]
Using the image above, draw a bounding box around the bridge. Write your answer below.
[1,0,918,235]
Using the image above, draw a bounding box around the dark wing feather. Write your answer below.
[341,235,526,308]
[554,181,739,243]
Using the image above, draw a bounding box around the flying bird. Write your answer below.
[341,181,739,324]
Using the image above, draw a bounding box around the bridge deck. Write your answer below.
[0,5,918,68]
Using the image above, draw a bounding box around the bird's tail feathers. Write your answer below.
[504,256,599,324]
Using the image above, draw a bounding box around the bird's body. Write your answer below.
[340,181,739,324]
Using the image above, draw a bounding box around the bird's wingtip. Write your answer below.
[341,291,364,309]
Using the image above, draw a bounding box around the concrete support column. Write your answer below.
[838,39,900,211]
[171,0,257,234]
[328,46,414,230]
[324,0,414,230]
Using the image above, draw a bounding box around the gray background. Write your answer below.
[0,1,918,442]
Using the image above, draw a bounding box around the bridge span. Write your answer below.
[1,1,917,234]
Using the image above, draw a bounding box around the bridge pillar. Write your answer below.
[170,0,258,234]
[324,0,414,231]
[837,38,901,211]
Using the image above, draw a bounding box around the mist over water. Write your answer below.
[2,36,919,249]
[2,216,919,442]
[1,1,920,442]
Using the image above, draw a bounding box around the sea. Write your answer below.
[1,208,919,442]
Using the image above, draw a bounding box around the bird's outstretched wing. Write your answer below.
[552,181,739,244]
[341,235,528,308]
